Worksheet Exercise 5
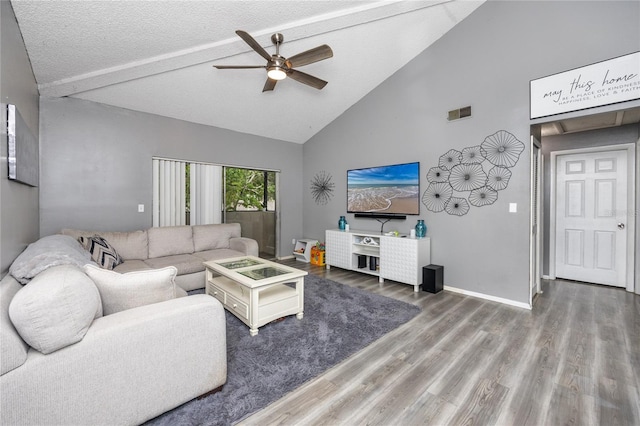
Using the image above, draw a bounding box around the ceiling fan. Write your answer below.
[213,30,333,92]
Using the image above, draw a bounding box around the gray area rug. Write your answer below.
[146,274,421,426]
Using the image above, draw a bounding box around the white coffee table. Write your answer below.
[204,256,307,336]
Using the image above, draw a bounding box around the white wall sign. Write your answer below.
[530,51,640,119]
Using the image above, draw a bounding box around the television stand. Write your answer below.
[325,229,431,292]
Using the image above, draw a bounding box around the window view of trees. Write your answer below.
[225,168,275,211]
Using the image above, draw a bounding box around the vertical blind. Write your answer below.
[190,162,222,225]
[152,158,222,227]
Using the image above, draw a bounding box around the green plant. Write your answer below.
[225,168,275,211]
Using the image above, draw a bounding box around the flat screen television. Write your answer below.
[347,162,420,218]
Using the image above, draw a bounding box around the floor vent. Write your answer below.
[447,106,471,121]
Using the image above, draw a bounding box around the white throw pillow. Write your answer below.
[9,265,102,354]
[84,265,179,315]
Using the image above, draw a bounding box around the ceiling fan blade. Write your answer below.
[287,69,328,90]
[236,30,272,61]
[287,45,333,68]
[213,65,266,69]
[262,78,277,92]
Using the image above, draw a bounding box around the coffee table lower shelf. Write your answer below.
[206,275,304,336]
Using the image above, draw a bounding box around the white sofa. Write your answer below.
[0,270,227,425]
[61,223,260,291]
[0,223,258,425]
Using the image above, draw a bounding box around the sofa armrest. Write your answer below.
[1,295,226,426]
[230,237,259,256]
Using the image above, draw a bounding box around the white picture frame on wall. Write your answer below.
[530,51,640,120]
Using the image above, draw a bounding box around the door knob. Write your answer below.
[618,222,625,230]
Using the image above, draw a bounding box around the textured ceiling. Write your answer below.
[11,0,484,143]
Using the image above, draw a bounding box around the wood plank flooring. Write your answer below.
[240,259,640,426]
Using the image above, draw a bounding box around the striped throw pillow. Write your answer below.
[78,235,123,270]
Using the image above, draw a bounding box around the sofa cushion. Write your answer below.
[144,254,206,275]
[8,265,102,355]
[175,272,206,292]
[0,274,29,374]
[192,223,241,252]
[113,259,153,274]
[229,237,260,257]
[78,235,123,270]
[175,286,188,298]
[147,226,194,258]
[61,229,148,260]
[9,235,94,284]
[193,249,247,262]
[84,265,179,315]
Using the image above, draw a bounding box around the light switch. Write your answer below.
[138,204,144,213]
[509,203,517,213]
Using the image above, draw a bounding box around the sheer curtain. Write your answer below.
[152,158,222,227]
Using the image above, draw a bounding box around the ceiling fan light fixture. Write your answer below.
[267,67,287,80]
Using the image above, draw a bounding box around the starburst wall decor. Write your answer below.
[422,130,524,216]
[310,171,335,205]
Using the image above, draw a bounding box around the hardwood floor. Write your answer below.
[240,259,640,426]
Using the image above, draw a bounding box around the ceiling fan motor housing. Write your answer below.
[271,33,284,45]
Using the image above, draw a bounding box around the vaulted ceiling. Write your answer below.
[11,0,484,143]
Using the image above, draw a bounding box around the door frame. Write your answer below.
[549,143,636,292]
[529,135,542,305]
[222,165,280,258]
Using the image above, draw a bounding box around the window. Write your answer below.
[224,168,276,212]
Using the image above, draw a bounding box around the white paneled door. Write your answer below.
[555,149,628,287]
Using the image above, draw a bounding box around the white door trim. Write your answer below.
[529,136,542,306]
[550,143,636,292]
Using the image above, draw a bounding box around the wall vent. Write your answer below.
[447,106,471,121]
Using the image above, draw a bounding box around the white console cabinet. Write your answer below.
[325,229,431,292]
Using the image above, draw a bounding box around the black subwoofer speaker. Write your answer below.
[422,264,443,293]
[357,255,367,268]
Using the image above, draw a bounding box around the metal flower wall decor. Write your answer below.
[422,130,524,216]
[310,170,335,205]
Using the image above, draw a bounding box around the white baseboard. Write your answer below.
[277,255,295,260]
[542,275,551,280]
[443,285,531,310]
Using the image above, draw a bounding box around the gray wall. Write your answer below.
[39,97,303,258]
[0,1,40,275]
[302,0,640,304]
[541,123,640,284]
